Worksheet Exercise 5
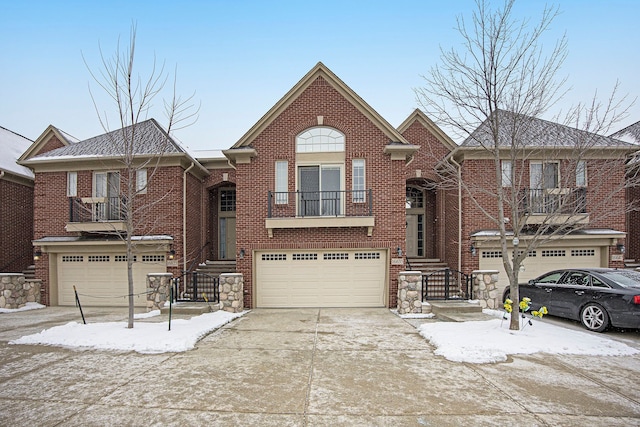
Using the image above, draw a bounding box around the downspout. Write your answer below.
[183,162,195,271]
[447,156,463,273]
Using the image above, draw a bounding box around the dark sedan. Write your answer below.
[503,268,640,332]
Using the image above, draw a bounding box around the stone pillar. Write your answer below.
[397,271,423,314]
[146,273,173,311]
[472,270,500,309]
[0,274,41,309]
[219,273,244,313]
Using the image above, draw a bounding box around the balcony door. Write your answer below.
[94,172,120,220]
[298,165,342,216]
[529,162,559,213]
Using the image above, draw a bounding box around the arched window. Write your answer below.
[296,127,345,153]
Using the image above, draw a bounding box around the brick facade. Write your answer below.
[233,76,407,308]
[0,178,34,273]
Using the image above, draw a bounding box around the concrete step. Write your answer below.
[435,312,495,322]
[160,302,218,315]
[429,300,483,315]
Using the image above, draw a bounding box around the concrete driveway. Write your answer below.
[1,307,640,426]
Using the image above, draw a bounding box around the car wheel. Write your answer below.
[580,303,609,333]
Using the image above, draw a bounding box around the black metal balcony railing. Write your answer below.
[268,190,372,218]
[520,188,587,215]
[69,197,127,222]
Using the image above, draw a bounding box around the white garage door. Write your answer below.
[58,253,167,307]
[255,250,386,308]
[480,247,603,295]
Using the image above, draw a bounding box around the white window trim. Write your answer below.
[530,161,560,189]
[501,160,512,187]
[67,171,77,197]
[136,169,147,194]
[352,159,366,202]
[296,127,345,153]
[275,160,288,204]
[576,160,587,187]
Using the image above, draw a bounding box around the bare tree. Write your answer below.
[83,25,196,328]
[416,0,633,330]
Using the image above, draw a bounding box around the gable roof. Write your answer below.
[20,119,209,177]
[397,109,458,151]
[26,119,185,160]
[460,110,635,149]
[230,62,411,148]
[18,124,77,163]
[610,120,640,144]
[0,126,34,180]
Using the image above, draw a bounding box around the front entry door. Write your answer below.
[406,214,419,257]
[219,217,236,260]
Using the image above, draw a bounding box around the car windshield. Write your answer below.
[600,270,640,288]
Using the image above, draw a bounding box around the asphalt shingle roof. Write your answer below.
[610,120,640,145]
[33,119,184,159]
[461,110,635,149]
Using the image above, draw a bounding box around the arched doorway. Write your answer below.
[406,183,437,259]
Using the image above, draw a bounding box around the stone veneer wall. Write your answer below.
[472,270,500,309]
[147,273,173,311]
[0,273,41,309]
[219,273,243,313]
[397,271,423,314]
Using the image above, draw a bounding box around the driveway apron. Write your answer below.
[0,307,639,426]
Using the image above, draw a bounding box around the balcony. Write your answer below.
[66,196,127,233]
[265,190,375,237]
[519,188,589,225]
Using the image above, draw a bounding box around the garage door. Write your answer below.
[58,253,167,307]
[255,250,386,308]
[480,247,602,295]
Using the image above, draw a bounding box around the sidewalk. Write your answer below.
[1,307,639,426]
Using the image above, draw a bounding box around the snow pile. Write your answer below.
[418,309,639,363]
[10,310,246,354]
[0,302,45,313]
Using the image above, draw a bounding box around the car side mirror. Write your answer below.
[528,280,535,286]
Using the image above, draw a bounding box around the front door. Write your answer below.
[219,217,236,260]
[406,214,420,258]
[218,188,236,260]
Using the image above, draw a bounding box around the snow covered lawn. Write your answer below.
[9,310,246,354]
[417,309,640,363]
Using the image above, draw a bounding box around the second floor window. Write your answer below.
[501,160,512,187]
[352,159,365,203]
[136,169,147,194]
[530,162,559,189]
[67,172,77,197]
[576,161,587,187]
[275,161,288,204]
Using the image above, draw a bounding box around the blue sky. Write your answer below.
[1,0,638,151]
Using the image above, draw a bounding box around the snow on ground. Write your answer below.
[0,302,45,313]
[9,310,246,354]
[417,309,640,363]
[5,304,639,362]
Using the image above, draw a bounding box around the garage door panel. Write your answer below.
[256,250,386,308]
[58,253,165,307]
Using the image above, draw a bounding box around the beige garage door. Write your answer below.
[255,250,386,308]
[58,253,167,307]
[480,246,603,295]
